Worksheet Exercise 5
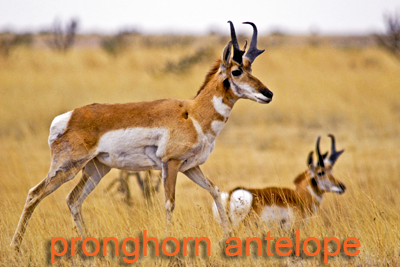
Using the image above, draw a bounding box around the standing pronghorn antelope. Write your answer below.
[213,135,345,230]
[11,21,273,250]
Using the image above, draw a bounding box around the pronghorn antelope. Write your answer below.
[11,21,273,250]
[104,170,162,206]
[213,135,345,230]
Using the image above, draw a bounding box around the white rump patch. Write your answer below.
[230,189,253,227]
[96,127,168,171]
[212,192,229,223]
[260,206,294,231]
[212,96,231,118]
[48,110,73,146]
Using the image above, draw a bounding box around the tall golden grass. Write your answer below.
[0,37,399,266]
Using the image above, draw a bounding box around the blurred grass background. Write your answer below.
[0,34,399,266]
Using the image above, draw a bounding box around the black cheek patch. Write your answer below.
[311,178,318,188]
[223,78,230,90]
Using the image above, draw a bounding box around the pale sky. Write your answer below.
[1,0,399,35]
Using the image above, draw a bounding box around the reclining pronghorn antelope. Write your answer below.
[213,135,346,230]
[11,21,273,250]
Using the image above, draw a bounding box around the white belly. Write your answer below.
[94,118,217,172]
[260,206,294,231]
[95,127,168,171]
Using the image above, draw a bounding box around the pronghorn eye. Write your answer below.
[231,70,242,77]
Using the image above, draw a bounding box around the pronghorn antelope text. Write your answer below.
[213,135,345,230]
[11,21,273,250]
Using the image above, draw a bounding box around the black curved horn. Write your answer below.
[316,136,325,168]
[243,22,265,63]
[328,134,344,165]
[227,21,245,64]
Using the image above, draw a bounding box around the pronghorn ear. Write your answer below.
[316,136,325,168]
[222,41,232,68]
[307,151,314,168]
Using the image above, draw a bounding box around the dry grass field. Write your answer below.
[0,36,399,266]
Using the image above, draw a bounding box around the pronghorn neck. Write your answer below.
[194,81,236,112]
[306,185,323,204]
[190,60,238,139]
[294,171,323,204]
[195,59,239,108]
[293,171,309,192]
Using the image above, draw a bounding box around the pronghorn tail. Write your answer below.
[212,188,253,227]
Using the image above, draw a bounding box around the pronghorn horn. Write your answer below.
[307,151,314,168]
[227,21,245,64]
[243,22,265,63]
[316,136,325,168]
[328,134,344,165]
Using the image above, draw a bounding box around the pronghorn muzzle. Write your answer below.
[336,182,346,194]
[259,87,273,102]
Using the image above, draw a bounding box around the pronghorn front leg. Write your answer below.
[162,159,183,232]
[183,166,232,238]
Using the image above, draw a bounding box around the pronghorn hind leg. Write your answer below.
[66,158,111,237]
[162,159,183,233]
[10,156,89,251]
[183,166,232,238]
